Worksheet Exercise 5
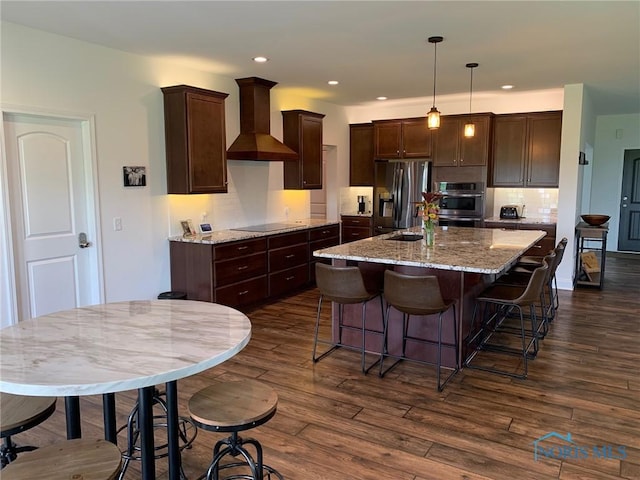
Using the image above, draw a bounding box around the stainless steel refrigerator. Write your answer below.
[373,159,432,234]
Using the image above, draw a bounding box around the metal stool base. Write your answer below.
[117,388,197,480]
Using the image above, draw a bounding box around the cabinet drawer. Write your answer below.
[215,252,267,287]
[268,231,308,250]
[269,243,309,271]
[342,226,372,243]
[309,225,340,241]
[524,237,556,256]
[309,237,339,257]
[215,276,268,307]
[269,264,309,297]
[215,238,267,260]
[341,216,372,227]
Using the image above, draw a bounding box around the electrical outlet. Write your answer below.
[113,217,122,231]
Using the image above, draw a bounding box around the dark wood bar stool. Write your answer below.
[313,262,385,374]
[0,393,56,467]
[379,270,459,391]
[465,261,548,379]
[1,438,122,479]
[188,380,283,480]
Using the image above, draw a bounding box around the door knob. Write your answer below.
[79,232,92,248]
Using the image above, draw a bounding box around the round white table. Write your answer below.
[0,299,252,480]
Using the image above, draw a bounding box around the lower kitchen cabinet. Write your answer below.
[268,231,309,297]
[309,224,340,282]
[170,223,340,308]
[341,215,373,243]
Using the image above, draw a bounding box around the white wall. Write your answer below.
[0,22,349,321]
[592,114,640,250]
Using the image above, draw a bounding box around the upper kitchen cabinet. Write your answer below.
[282,110,325,189]
[490,111,562,187]
[349,123,375,186]
[432,114,493,167]
[373,117,431,159]
[162,85,229,194]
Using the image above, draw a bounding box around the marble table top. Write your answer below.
[314,226,546,274]
[0,300,251,397]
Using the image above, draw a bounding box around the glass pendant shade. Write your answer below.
[427,107,441,130]
[464,122,475,137]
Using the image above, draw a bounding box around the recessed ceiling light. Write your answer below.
[376,96,388,101]
[253,56,268,63]
[501,85,514,90]
[328,80,339,85]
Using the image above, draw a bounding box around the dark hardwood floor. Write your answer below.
[12,253,640,479]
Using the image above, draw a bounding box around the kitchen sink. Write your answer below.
[386,234,423,242]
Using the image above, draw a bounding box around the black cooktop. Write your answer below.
[231,223,295,232]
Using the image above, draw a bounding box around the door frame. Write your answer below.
[0,104,105,326]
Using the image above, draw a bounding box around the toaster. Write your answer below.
[500,205,521,219]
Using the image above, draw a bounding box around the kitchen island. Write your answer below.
[313,225,545,367]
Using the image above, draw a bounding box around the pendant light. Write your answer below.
[464,62,478,138]
[427,36,443,130]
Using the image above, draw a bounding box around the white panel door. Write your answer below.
[4,113,99,321]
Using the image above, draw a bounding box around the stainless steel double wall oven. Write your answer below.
[436,181,485,227]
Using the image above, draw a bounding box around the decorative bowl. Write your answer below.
[581,214,610,226]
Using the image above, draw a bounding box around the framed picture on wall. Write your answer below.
[123,166,147,187]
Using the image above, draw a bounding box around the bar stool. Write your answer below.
[0,393,56,467]
[313,262,385,374]
[1,438,122,479]
[188,380,283,480]
[379,270,459,391]
[465,261,548,379]
[117,387,197,480]
[513,238,567,320]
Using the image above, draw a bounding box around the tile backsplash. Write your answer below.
[490,188,558,219]
[339,186,374,215]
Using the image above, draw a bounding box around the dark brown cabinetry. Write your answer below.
[162,85,229,194]
[170,224,340,308]
[373,118,431,159]
[349,123,375,186]
[432,114,492,167]
[268,231,309,297]
[490,111,562,187]
[341,215,373,243]
[484,221,556,257]
[282,110,325,189]
[309,225,340,282]
[214,239,268,307]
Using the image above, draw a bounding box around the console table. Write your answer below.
[574,222,609,289]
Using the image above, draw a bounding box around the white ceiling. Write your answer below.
[2,1,639,115]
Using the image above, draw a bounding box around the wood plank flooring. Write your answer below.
[10,253,640,479]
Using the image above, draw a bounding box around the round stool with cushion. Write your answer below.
[1,438,122,480]
[188,380,283,480]
[0,392,57,467]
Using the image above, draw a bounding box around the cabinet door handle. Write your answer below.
[238,290,249,296]
[237,265,249,271]
[237,246,248,251]
[286,276,295,281]
[285,254,296,259]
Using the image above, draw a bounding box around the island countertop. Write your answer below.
[313,226,546,275]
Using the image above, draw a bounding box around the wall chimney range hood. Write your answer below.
[226,77,299,161]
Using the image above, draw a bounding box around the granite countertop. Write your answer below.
[313,226,546,275]
[485,216,557,225]
[169,218,339,245]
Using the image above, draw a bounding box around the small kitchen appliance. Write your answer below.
[357,195,367,214]
[500,205,521,219]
